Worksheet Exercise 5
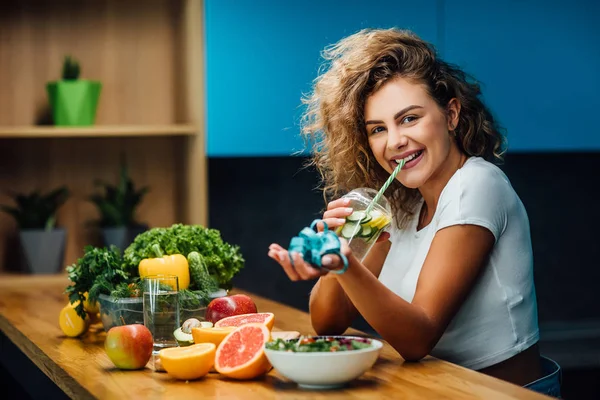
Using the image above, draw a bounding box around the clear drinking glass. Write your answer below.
[337,188,392,261]
[143,275,180,354]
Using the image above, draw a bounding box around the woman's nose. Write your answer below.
[387,127,407,151]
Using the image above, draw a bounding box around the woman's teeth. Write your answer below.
[396,150,422,164]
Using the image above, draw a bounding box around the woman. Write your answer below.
[267,28,561,397]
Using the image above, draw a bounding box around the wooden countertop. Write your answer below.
[0,274,550,399]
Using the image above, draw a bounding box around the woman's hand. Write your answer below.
[317,198,390,242]
[315,198,354,233]
[267,240,351,281]
[268,195,392,282]
[268,240,359,336]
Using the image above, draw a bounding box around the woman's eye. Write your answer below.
[401,115,418,124]
[370,126,386,135]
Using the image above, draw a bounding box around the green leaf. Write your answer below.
[62,55,80,80]
[88,163,149,228]
[0,187,69,229]
[45,214,56,231]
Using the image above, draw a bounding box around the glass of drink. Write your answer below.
[337,188,392,261]
[143,275,180,355]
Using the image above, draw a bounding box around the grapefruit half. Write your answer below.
[214,312,275,331]
[215,323,271,380]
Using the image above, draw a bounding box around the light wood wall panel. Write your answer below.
[0,0,208,273]
[0,0,182,126]
[181,0,208,226]
[0,137,184,272]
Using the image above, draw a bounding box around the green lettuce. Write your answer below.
[123,224,245,287]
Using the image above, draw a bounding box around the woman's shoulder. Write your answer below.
[436,157,522,241]
[461,156,510,184]
[443,156,516,202]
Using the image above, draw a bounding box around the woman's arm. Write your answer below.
[269,196,391,336]
[333,224,494,361]
[309,239,391,335]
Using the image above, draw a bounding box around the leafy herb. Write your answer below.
[65,246,130,319]
[109,279,141,298]
[123,224,244,287]
[178,289,203,310]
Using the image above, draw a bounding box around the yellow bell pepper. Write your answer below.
[138,244,190,290]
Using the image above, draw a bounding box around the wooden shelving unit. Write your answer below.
[0,125,199,138]
[0,0,208,272]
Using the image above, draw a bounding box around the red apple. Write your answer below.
[104,324,153,370]
[205,294,257,323]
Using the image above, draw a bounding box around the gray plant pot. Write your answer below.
[102,225,147,251]
[18,228,66,274]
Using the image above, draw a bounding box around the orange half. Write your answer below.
[192,326,237,347]
[159,343,216,380]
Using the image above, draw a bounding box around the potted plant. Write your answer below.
[46,55,102,126]
[0,187,70,274]
[88,163,150,251]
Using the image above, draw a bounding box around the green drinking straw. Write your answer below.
[364,159,405,216]
[346,159,405,243]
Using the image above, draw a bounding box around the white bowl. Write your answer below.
[264,335,383,389]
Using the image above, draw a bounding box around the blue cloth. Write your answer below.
[524,356,562,398]
[288,219,348,274]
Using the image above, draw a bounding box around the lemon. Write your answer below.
[59,304,89,337]
[82,292,100,314]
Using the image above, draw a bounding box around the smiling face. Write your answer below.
[365,76,462,191]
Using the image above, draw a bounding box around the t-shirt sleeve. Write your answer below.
[435,164,510,242]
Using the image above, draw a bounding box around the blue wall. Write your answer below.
[205,0,599,157]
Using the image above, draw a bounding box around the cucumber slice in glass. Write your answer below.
[367,226,382,241]
[347,211,367,222]
[359,224,373,238]
[359,213,372,223]
[341,222,362,238]
[173,327,194,346]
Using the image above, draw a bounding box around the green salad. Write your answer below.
[266,336,373,352]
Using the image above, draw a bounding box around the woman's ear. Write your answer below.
[447,98,461,131]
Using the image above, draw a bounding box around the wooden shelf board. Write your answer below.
[0,125,198,138]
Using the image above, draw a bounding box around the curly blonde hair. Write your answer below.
[301,28,507,227]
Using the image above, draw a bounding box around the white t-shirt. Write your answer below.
[378,157,539,370]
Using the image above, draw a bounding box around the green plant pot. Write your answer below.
[46,80,102,126]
